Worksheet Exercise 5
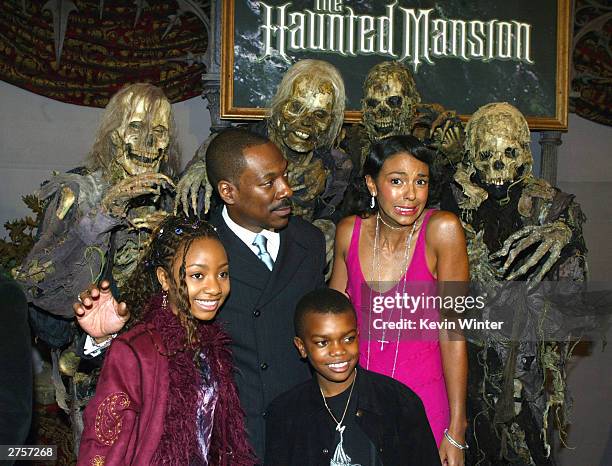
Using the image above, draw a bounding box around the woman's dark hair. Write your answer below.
[349,135,438,217]
[121,215,221,346]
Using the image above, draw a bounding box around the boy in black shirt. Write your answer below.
[264,289,441,466]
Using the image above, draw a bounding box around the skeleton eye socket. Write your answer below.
[366,98,379,108]
[505,147,518,158]
[314,110,329,120]
[479,151,493,160]
[287,100,303,114]
[387,96,403,108]
[153,126,167,135]
[128,121,143,130]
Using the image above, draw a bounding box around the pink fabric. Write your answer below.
[345,210,450,445]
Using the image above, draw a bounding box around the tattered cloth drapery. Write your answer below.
[0,0,209,107]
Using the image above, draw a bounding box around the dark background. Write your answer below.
[231,0,559,118]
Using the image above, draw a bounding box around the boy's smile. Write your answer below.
[294,311,359,397]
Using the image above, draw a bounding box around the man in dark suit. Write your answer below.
[205,128,326,457]
[76,128,326,459]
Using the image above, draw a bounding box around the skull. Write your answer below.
[465,103,532,198]
[362,61,421,142]
[277,75,335,154]
[112,92,171,177]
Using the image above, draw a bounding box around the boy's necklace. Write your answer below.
[319,369,358,465]
[319,368,357,429]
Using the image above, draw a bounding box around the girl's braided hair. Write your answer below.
[121,215,221,347]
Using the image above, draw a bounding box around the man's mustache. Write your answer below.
[270,199,292,211]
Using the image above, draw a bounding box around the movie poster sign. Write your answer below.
[221,0,570,130]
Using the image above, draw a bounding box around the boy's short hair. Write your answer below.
[294,288,356,338]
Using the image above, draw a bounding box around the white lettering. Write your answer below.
[289,12,306,50]
[358,15,376,53]
[432,18,448,56]
[257,3,535,69]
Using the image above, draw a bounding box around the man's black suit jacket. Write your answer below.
[209,210,326,458]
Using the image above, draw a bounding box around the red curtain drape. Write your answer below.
[0,0,209,107]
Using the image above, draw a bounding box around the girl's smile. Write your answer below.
[158,236,230,321]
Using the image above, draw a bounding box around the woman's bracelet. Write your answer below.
[444,428,469,450]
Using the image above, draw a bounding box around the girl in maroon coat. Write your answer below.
[78,217,254,465]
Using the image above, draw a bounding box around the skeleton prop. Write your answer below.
[452,102,583,283]
[176,60,352,264]
[13,83,178,451]
[341,61,464,214]
[16,83,178,315]
[445,102,588,465]
[361,61,419,144]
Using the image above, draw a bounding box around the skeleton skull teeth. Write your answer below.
[126,146,163,164]
[293,130,310,140]
[374,117,393,131]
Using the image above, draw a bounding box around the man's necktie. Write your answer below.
[253,233,274,271]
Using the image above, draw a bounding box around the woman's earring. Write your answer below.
[370,194,376,209]
[162,290,168,310]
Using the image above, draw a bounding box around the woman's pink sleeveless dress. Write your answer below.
[345,210,450,445]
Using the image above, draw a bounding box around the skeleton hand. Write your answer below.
[73,280,129,341]
[304,160,328,201]
[431,119,464,165]
[287,165,306,192]
[288,158,327,202]
[129,209,170,231]
[175,160,212,216]
[466,229,502,289]
[454,165,488,211]
[312,218,335,280]
[490,221,572,283]
[102,173,174,218]
[286,157,311,193]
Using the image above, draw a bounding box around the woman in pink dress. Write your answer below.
[330,135,468,466]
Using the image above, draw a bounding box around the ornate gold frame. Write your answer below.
[221,0,570,130]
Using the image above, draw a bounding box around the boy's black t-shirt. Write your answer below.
[325,388,384,466]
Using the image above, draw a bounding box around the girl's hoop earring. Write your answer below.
[370,195,376,209]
